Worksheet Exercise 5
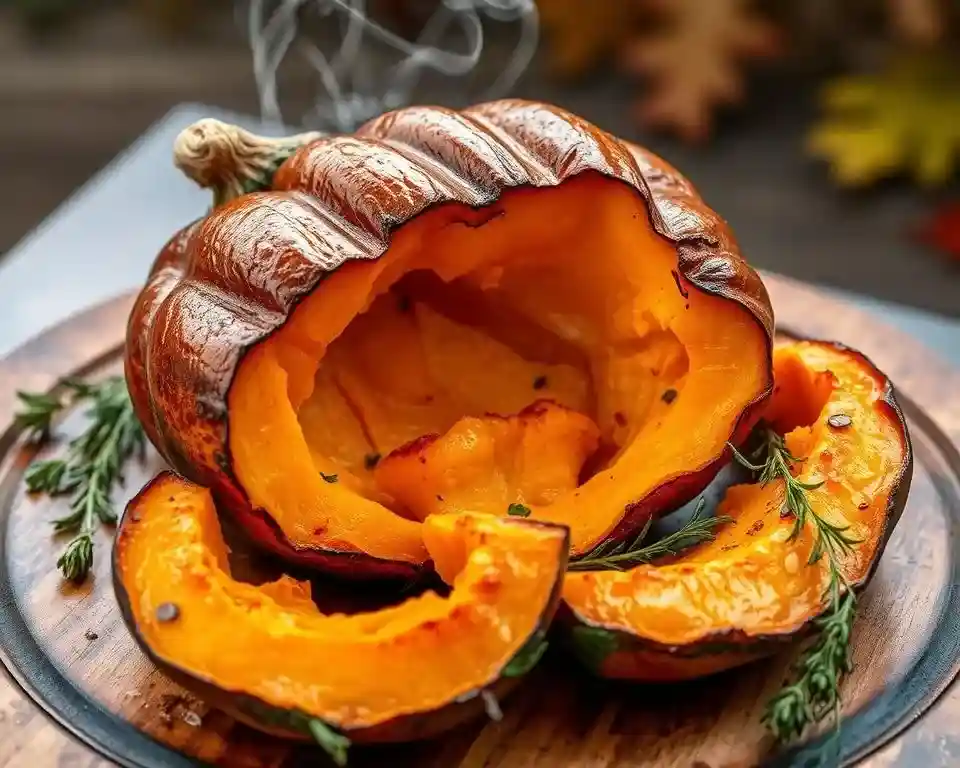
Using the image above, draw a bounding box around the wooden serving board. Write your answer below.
[1,274,959,768]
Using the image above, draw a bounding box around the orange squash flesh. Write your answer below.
[229,174,770,566]
[375,401,601,521]
[563,339,911,680]
[114,472,569,739]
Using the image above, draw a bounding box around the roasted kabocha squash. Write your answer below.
[113,472,568,746]
[562,339,912,680]
[125,100,774,577]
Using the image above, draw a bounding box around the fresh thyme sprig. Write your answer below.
[729,427,860,746]
[568,498,732,571]
[17,376,145,582]
[764,571,856,744]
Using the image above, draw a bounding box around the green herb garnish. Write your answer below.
[568,498,730,571]
[507,502,531,518]
[502,638,548,677]
[17,376,144,582]
[320,472,339,484]
[307,719,351,766]
[569,626,620,672]
[729,428,860,746]
[14,377,94,442]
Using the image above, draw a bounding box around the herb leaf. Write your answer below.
[502,638,548,678]
[764,575,856,743]
[16,376,145,582]
[15,390,67,442]
[320,472,338,484]
[507,502,531,518]
[25,458,69,494]
[307,719,351,767]
[568,498,730,571]
[730,427,860,745]
[57,534,94,583]
[569,626,620,673]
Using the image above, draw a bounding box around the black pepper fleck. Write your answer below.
[533,375,548,390]
[84,629,99,642]
[156,603,180,623]
[661,388,678,404]
[364,452,381,470]
[827,413,852,429]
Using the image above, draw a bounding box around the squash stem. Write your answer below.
[173,119,322,207]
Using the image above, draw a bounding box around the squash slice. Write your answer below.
[563,340,911,680]
[114,472,568,742]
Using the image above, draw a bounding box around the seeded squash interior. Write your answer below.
[229,174,770,563]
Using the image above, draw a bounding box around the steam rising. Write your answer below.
[242,0,539,131]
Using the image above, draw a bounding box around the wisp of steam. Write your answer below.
[241,0,539,132]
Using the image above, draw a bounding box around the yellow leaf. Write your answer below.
[809,53,960,187]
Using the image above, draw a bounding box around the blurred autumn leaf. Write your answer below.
[917,201,960,263]
[623,0,781,142]
[538,0,643,78]
[809,53,960,187]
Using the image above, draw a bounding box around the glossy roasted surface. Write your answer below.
[125,99,774,569]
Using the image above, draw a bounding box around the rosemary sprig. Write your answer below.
[17,376,145,582]
[568,498,731,571]
[729,427,860,746]
[14,377,94,442]
[14,390,67,441]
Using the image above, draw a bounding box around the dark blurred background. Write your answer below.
[1,0,958,316]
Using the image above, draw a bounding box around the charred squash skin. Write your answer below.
[563,340,912,680]
[113,473,568,743]
[125,100,774,576]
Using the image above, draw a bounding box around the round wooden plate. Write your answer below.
[0,274,959,768]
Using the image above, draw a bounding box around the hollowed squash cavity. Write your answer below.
[229,175,770,566]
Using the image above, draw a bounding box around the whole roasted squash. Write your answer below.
[114,472,568,745]
[563,339,912,680]
[125,100,774,577]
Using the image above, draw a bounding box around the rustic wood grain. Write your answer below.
[0,274,958,767]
